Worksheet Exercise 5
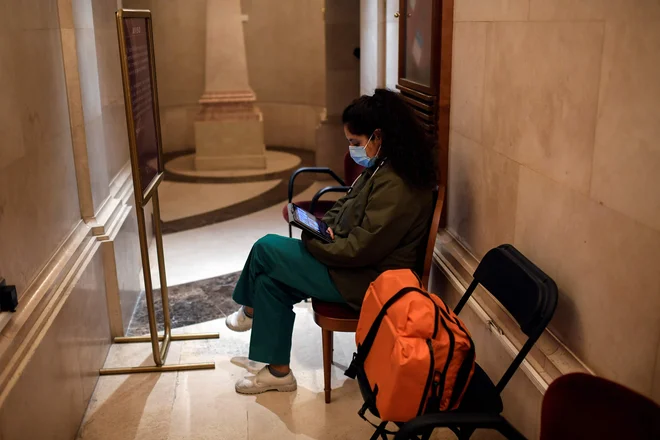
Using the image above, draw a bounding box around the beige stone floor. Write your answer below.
[150,181,329,289]
[159,180,281,222]
[78,306,502,440]
[78,305,371,440]
[80,180,503,439]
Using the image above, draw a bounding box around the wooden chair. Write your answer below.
[540,373,660,440]
[312,186,445,403]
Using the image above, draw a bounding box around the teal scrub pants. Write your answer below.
[232,234,345,365]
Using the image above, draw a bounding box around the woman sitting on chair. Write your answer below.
[226,88,437,395]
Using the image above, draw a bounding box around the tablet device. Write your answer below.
[287,203,334,243]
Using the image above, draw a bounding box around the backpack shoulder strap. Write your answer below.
[345,286,429,378]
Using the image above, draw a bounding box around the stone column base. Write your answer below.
[194,151,267,170]
[194,91,266,171]
[315,116,347,172]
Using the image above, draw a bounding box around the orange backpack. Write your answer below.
[345,269,475,424]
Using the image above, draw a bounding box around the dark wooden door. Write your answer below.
[396,0,443,137]
[396,0,453,224]
[398,0,442,96]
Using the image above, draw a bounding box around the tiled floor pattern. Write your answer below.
[159,148,315,234]
[127,272,241,337]
[165,150,302,179]
[159,180,282,222]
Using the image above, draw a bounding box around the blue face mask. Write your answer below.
[349,133,380,168]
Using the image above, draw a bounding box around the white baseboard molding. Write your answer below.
[93,161,135,337]
[433,230,592,392]
[89,162,133,239]
[0,313,11,337]
[0,220,97,404]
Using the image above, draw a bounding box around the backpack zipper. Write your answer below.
[430,297,439,338]
[447,318,476,409]
[405,286,455,411]
[417,339,435,416]
[435,315,456,410]
[434,295,461,327]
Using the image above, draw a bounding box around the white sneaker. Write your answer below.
[230,356,266,374]
[226,306,253,332]
[235,366,297,395]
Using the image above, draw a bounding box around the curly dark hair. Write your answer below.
[341,89,438,190]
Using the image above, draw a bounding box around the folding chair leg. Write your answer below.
[369,422,389,440]
[458,427,476,440]
[322,329,334,403]
[497,422,526,440]
[420,430,433,440]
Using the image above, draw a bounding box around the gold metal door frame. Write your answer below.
[101,9,218,376]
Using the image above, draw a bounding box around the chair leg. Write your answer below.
[457,429,473,440]
[369,422,389,440]
[322,329,333,403]
[496,422,526,440]
[420,430,433,440]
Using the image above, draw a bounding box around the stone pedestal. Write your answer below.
[194,0,265,170]
[316,116,348,174]
[195,91,265,170]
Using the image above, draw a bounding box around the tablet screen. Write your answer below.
[294,206,321,233]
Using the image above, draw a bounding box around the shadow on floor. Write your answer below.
[253,379,377,439]
[78,356,165,440]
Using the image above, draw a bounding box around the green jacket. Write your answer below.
[303,161,433,309]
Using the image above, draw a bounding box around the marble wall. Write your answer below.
[242,0,326,150]
[0,0,81,295]
[315,0,360,172]
[71,0,130,211]
[73,0,143,332]
[0,250,111,440]
[0,0,147,437]
[114,198,144,331]
[360,0,399,95]
[447,0,660,402]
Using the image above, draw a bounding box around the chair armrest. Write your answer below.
[288,167,346,202]
[310,186,351,213]
[393,413,526,440]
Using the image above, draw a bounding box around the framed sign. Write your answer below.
[101,9,218,377]
[398,0,442,95]
[116,9,164,206]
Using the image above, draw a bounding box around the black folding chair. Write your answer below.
[394,244,558,440]
[282,152,364,238]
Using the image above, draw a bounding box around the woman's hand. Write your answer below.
[327,228,335,240]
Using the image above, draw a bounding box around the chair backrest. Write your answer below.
[416,186,445,289]
[454,244,558,392]
[540,373,660,439]
[343,151,365,184]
